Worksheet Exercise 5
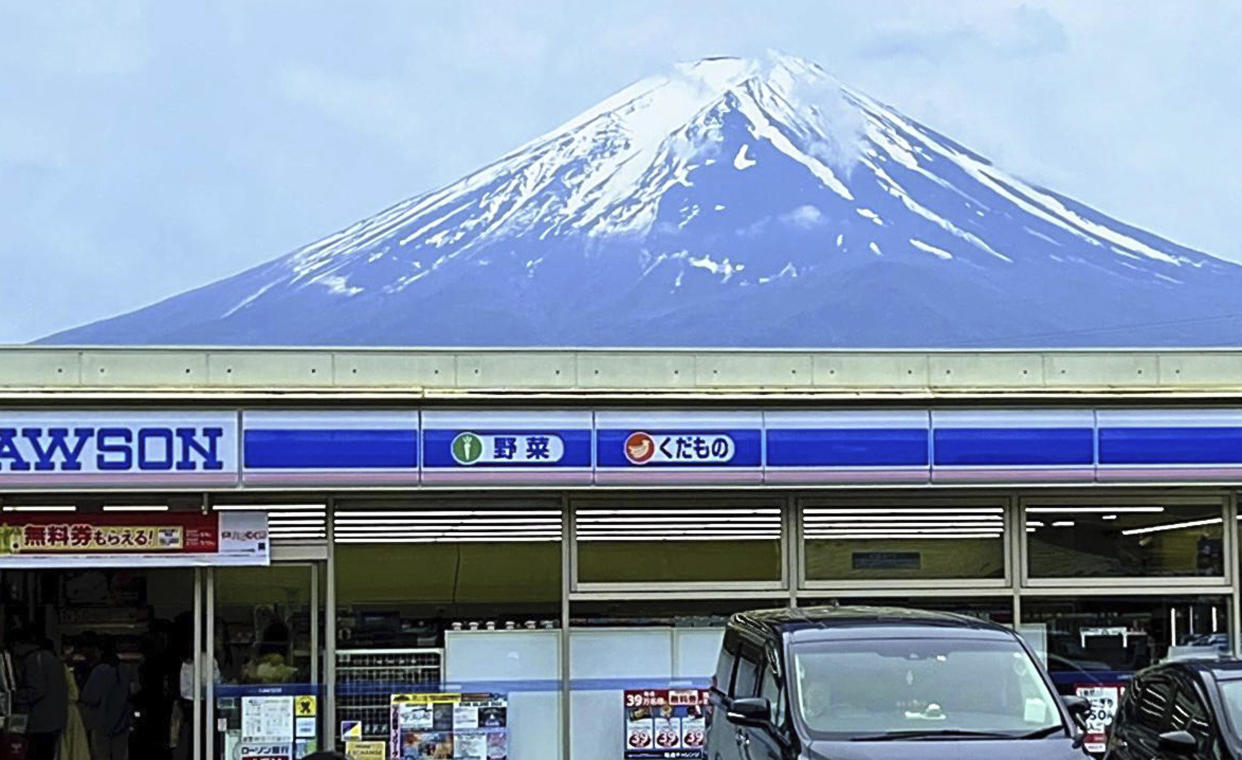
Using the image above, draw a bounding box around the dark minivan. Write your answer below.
[706,605,1090,759]
[1104,659,1242,759]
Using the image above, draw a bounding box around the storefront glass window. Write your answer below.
[802,503,1005,581]
[569,599,786,760]
[334,502,563,759]
[213,564,323,759]
[574,501,782,584]
[1025,502,1225,578]
[1019,595,1231,751]
[1022,596,1231,681]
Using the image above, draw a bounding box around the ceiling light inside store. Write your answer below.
[804,516,998,521]
[804,508,1002,516]
[342,510,564,519]
[1051,521,1075,527]
[807,528,1001,535]
[807,521,1000,529]
[1121,517,1223,536]
[337,537,557,544]
[213,504,325,511]
[1103,515,1118,520]
[806,532,1001,540]
[335,516,558,521]
[577,534,779,541]
[1026,506,1165,514]
[1,505,76,512]
[102,505,169,512]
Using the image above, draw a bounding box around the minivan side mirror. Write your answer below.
[1062,696,1091,749]
[1157,730,1197,755]
[1062,695,1091,719]
[1062,694,1091,731]
[727,697,771,728]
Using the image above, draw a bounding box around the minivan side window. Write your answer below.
[713,631,740,695]
[1135,676,1174,733]
[733,642,761,699]
[1170,681,1217,755]
[759,653,786,728]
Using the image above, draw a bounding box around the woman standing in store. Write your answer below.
[172,641,221,760]
[58,639,89,760]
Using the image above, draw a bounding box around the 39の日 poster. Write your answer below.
[624,689,709,759]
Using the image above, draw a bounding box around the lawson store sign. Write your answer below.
[5,408,1242,488]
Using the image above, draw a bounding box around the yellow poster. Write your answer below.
[295,694,317,717]
[345,740,387,760]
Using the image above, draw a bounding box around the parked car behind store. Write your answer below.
[706,605,1091,759]
[1104,659,1242,759]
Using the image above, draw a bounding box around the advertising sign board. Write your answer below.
[0,511,268,568]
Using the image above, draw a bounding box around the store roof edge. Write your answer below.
[2,347,1242,397]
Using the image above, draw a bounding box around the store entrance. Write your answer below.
[0,561,324,760]
[1,566,196,760]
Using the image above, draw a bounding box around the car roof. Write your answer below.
[730,605,1015,643]
[1162,660,1242,675]
[1155,659,1242,681]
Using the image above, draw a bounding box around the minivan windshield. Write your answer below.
[791,636,1064,740]
[1214,679,1242,741]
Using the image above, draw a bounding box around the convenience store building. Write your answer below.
[2,346,1242,759]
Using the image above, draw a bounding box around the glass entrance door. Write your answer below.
[207,562,324,760]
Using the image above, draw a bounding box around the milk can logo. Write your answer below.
[623,432,734,465]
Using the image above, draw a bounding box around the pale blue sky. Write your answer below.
[2,1,1239,343]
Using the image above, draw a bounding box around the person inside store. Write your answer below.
[10,627,68,760]
[80,636,134,760]
[172,639,222,760]
[241,620,296,684]
[58,638,90,760]
[131,621,176,760]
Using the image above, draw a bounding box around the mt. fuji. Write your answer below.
[44,53,1242,347]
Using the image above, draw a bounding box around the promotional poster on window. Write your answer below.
[1073,683,1126,755]
[624,689,709,759]
[390,692,508,760]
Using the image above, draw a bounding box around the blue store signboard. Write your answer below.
[765,410,930,484]
[594,411,763,484]
[931,409,1095,484]
[13,406,1242,490]
[0,411,238,488]
[422,410,593,484]
[242,410,419,485]
[1097,409,1242,482]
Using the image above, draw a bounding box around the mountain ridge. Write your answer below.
[42,52,1242,348]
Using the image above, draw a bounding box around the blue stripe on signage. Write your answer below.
[244,429,416,469]
[766,428,928,467]
[933,427,1094,466]
[596,429,762,467]
[1099,426,1242,465]
[422,429,592,467]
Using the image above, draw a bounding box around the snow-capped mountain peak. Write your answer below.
[43,54,1242,348]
